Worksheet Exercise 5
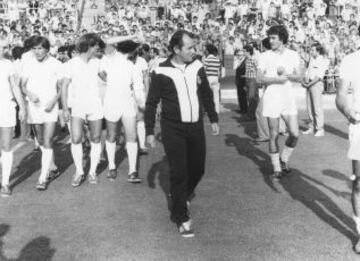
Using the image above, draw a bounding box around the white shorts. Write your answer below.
[348,123,360,160]
[262,87,297,118]
[104,99,136,122]
[27,102,59,124]
[0,103,16,128]
[72,104,104,121]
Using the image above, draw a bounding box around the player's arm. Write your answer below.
[9,75,26,121]
[142,68,150,95]
[336,78,359,124]
[44,80,62,113]
[132,64,146,110]
[286,65,304,83]
[256,68,287,86]
[61,77,72,121]
[20,76,39,103]
[285,54,305,83]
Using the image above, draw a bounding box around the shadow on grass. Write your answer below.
[96,143,127,177]
[323,169,352,190]
[10,142,73,190]
[0,224,55,261]
[147,156,170,209]
[224,134,280,193]
[324,124,348,139]
[224,134,356,244]
[280,169,356,244]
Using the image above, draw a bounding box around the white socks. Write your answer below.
[354,215,360,234]
[137,121,146,149]
[71,143,84,175]
[40,146,57,171]
[1,150,13,186]
[270,153,281,172]
[281,146,294,163]
[126,142,138,174]
[89,142,101,174]
[39,148,53,183]
[106,140,116,170]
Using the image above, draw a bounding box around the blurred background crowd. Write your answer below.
[0,0,358,78]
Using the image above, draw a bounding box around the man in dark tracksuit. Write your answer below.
[145,30,219,238]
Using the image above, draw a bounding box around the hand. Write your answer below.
[18,107,27,122]
[301,80,309,89]
[348,111,360,125]
[278,76,288,84]
[277,66,285,76]
[27,92,40,104]
[98,71,107,82]
[146,135,156,148]
[211,123,220,136]
[63,108,71,122]
[44,99,57,113]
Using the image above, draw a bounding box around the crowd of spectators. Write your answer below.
[1,0,360,74]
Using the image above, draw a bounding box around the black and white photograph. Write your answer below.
[0,0,359,260]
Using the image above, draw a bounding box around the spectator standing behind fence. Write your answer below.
[302,42,329,137]
[244,44,258,120]
[204,44,221,114]
[235,49,248,114]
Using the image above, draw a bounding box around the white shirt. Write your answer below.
[63,57,102,109]
[339,50,360,113]
[307,55,329,80]
[258,48,301,94]
[0,59,16,107]
[100,51,144,105]
[22,56,62,106]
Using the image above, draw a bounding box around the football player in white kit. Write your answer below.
[61,33,139,187]
[0,37,26,197]
[61,33,106,187]
[257,25,303,179]
[21,36,63,190]
[99,41,145,182]
[337,41,360,253]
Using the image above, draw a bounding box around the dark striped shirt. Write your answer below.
[204,55,221,77]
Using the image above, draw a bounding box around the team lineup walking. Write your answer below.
[1,21,360,254]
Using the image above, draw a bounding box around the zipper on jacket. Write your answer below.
[175,67,193,122]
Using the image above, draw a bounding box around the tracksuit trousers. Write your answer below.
[161,119,206,225]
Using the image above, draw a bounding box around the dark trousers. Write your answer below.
[236,79,248,113]
[245,78,259,119]
[161,119,206,224]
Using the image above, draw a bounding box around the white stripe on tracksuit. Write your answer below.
[155,60,203,123]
